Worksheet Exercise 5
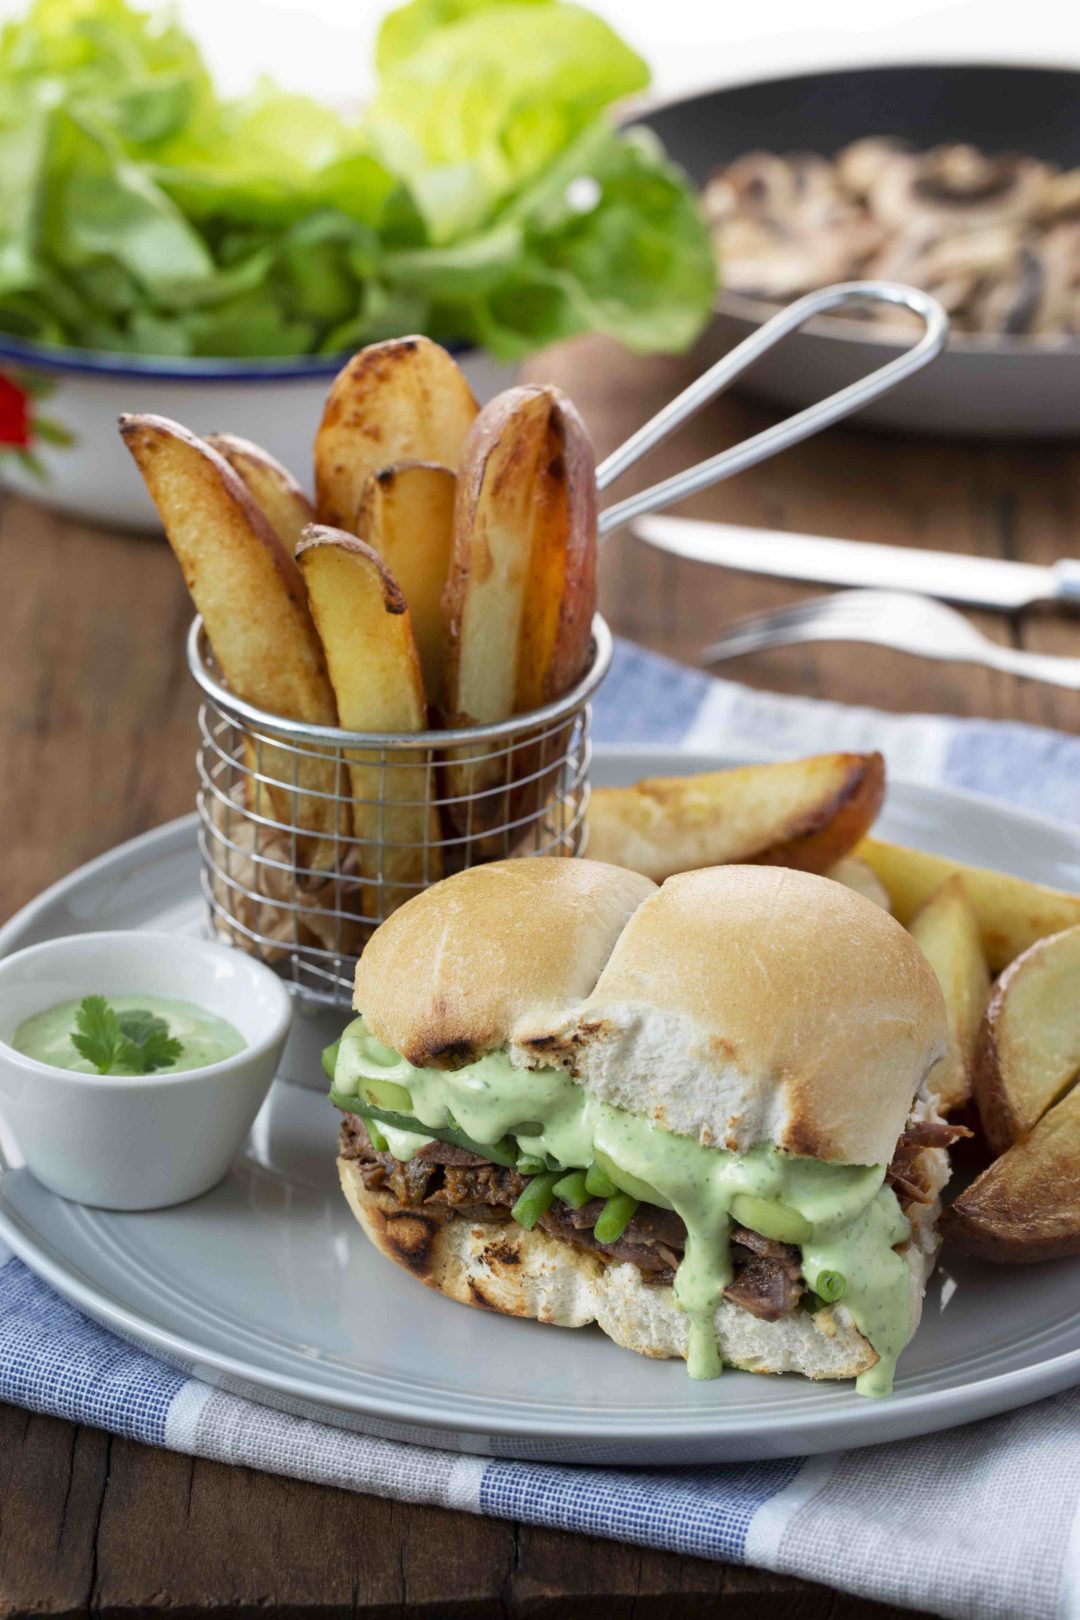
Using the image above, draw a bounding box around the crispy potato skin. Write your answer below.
[972,923,1080,1154]
[441,385,597,837]
[206,432,314,557]
[357,460,456,712]
[120,413,343,862]
[909,876,991,1115]
[946,1081,1080,1262]
[297,525,441,911]
[584,753,885,882]
[857,839,1080,972]
[442,384,596,724]
[314,337,477,531]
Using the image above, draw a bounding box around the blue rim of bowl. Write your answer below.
[0,331,471,383]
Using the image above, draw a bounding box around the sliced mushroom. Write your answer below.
[836,137,910,198]
[1036,168,1080,224]
[972,246,1044,334]
[869,146,1049,232]
[704,137,1080,341]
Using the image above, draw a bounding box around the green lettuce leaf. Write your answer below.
[375,0,552,73]
[383,124,716,358]
[0,0,713,362]
[367,2,649,241]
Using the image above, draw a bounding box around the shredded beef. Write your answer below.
[886,1118,971,1209]
[340,1110,966,1325]
[537,1202,681,1280]
[340,1118,803,1319]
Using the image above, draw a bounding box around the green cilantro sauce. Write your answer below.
[13,996,246,1075]
[333,1019,914,1396]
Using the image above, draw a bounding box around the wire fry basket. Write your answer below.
[189,616,613,1008]
[185,280,948,1012]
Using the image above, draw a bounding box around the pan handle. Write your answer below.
[596,281,948,541]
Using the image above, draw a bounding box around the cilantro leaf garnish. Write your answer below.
[117,1008,170,1047]
[71,996,183,1076]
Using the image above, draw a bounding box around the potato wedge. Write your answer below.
[356,461,456,710]
[946,1080,1080,1262]
[856,839,1080,972]
[442,385,596,832]
[314,337,478,530]
[120,414,343,868]
[585,753,885,882]
[909,877,991,1114]
[973,923,1080,1153]
[826,855,891,910]
[296,526,440,915]
[206,433,314,557]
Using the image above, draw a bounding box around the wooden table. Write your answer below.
[1,335,1076,1619]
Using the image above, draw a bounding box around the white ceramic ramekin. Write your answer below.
[0,931,292,1209]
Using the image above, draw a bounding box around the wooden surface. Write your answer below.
[2,333,1077,1620]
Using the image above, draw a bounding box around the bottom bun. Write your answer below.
[339,1157,942,1382]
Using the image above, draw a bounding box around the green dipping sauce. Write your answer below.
[13,996,246,1075]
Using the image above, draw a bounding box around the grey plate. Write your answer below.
[1,747,1078,1463]
[635,65,1080,439]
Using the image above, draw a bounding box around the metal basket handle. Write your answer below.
[595,281,949,541]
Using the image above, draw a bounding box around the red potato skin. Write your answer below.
[944,1083,1080,1262]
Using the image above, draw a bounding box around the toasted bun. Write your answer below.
[519,866,947,1166]
[354,858,657,1068]
[339,1155,943,1380]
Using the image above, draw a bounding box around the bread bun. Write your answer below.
[518,865,946,1167]
[353,858,656,1068]
[339,1154,943,1380]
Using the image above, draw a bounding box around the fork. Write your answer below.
[700,590,1080,690]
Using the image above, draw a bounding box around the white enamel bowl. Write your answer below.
[0,931,292,1210]
[0,337,517,531]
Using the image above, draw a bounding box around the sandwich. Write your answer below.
[325,858,960,1395]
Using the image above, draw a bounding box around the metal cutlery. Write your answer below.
[632,515,1080,614]
[700,590,1080,690]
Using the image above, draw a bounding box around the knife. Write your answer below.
[630,516,1080,613]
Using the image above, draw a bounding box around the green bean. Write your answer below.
[333,1094,518,1168]
[584,1164,617,1199]
[516,1154,547,1175]
[511,1172,562,1230]
[553,1170,591,1209]
[321,1041,340,1084]
[362,1113,389,1153]
[816,1270,846,1303]
[593,1192,638,1243]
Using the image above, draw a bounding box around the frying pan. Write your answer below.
[635,64,1080,438]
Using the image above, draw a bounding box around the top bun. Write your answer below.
[518,865,946,1167]
[354,858,656,1068]
[354,858,946,1167]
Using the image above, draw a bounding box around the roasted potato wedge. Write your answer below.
[444,384,596,721]
[585,753,885,882]
[826,855,891,910]
[973,923,1080,1154]
[946,1080,1080,1262]
[120,414,342,867]
[357,461,456,710]
[909,876,991,1114]
[856,839,1080,972]
[442,385,596,831]
[206,433,314,558]
[297,527,440,914]
[314,337,478,530]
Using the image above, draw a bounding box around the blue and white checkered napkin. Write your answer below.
[3,640,1080,1620]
